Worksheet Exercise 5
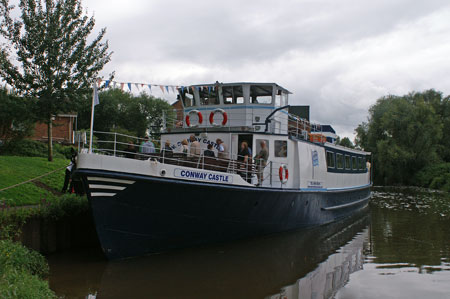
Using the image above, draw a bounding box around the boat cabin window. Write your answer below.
[181,90,195,107]
[250,85,273,104]
[345,155,351,170]
[275,140,287,157]
[326,151,335,168]
[352,156,357,170]
[199,87,219,106]
[358,157,364,170]
[336,153,344,169]
[223,85,244,105]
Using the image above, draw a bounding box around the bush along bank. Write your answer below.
[0,239,56,298]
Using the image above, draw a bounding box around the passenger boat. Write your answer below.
[74,82,372,259]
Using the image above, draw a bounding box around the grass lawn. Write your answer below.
[0,156,69,206]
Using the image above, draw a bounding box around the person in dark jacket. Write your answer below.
[204,144,215,157]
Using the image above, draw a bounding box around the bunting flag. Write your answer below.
[93,78,209,96]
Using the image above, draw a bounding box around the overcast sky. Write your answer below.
[25,0,450,139]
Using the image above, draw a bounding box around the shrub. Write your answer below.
[0,139,75,159]
[414,163,450,192]
[0,239,55,298]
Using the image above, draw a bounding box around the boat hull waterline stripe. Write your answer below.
[321,195,371,211]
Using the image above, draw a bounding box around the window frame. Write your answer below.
[336,153,344,169]
[326,151,335,169]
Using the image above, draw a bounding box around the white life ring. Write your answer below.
[209,109,228,127]
[279,164,289,184]
[185,110,203,128]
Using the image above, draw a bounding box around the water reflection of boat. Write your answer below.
[267,228,367,299]
[95,208,369,299]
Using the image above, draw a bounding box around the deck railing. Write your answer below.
[163,108,325,143]
[79,131,290,188]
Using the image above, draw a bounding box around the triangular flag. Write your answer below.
[141,84,144,88]
[160,85,165,93]
[104,80,110,88]
[165,86,169,93]
[171,86,175,93]
[148,85,152,93]
[135,83,140,90]
[120,83,124,90]
[127,83,132,91]
[113,81,117,88]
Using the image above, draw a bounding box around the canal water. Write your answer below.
[48,188,450,298]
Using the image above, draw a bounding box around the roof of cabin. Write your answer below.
[187,82,292,94]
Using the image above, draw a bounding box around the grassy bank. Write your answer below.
[0,156,68,206]
[0,239,56,298]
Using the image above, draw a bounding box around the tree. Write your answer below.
[355,90,446,186]
[336,136,355,148]
[0,0,112,161]
[0,87,36,141]
[77,89,175,139]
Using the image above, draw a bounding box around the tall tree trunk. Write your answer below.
[48,116,53,162]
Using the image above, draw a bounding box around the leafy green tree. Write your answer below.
[355,90,446,186]
[77,89,175,140]
[0,88,36,141]
[0,0,112,161]
[337,136,355,148]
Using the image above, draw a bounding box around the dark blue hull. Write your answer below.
[76,169,370,259]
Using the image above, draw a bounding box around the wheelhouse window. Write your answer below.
[275,140,287,157]
[250,85,273,104]
[326,151,335,168]
[352,156,357,170]
[345,155,351,170]
[199,86,219,105]
[223,85,244,104]
[336,153,344,169]
[181,90,195,107]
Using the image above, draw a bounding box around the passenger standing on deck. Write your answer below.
[141,136,155,155]
[62,148,76,193]
[181,139,189,157]
[216,138,229,159]
[160,140,173,160]
[189,135,201,157]
[124,142,137,159]
[204,144,215,157]
[238,141,251,183]
[254,140,269,186]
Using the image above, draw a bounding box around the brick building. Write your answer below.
[32,113,77,144]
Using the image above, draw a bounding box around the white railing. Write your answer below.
[80,130,290,187]
[163,108,326,143]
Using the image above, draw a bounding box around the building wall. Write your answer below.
[32,116,75,143]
